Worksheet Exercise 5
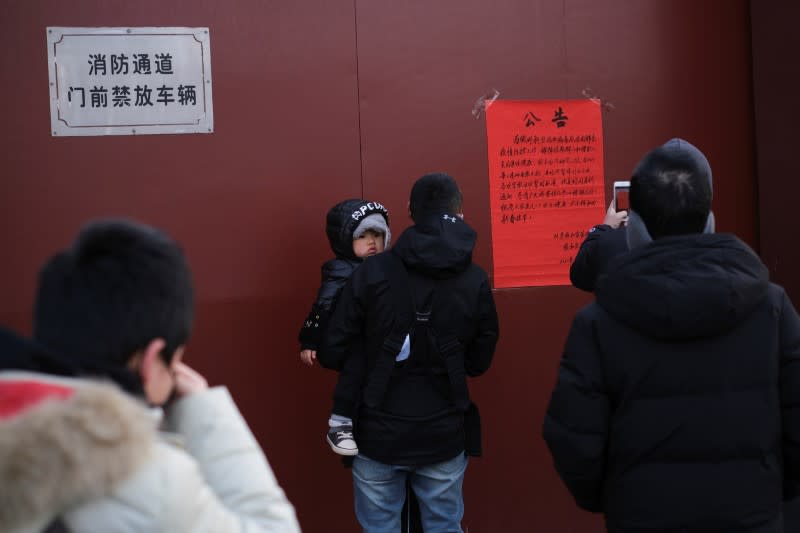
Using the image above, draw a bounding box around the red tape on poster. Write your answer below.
[486,99,606,288]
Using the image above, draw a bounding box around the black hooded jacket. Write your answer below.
[320,215,499,465]
[543,233,800,532]
[298,199,388,351]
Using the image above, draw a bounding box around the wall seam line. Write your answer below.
[354,0,365,197]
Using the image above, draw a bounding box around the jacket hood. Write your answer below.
[595,233,769,340]
[0,372,155,531]
[326,199,390,260]
[392,214,476,278]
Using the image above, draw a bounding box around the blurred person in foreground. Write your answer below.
[0,219,300,533]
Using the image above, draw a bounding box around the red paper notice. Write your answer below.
[486,99,605,288]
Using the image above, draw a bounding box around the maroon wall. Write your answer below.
[0,1,757,531]
[751,0,800,304]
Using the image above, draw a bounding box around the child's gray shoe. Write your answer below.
[326,425,358,456]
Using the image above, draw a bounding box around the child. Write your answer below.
[298,198,390,455]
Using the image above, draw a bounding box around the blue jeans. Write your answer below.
[352,453,468,533]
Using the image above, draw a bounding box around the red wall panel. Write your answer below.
[0,1,757,531]
[0,2,364,531]
[752,0,800,304]
[355,1,755,530]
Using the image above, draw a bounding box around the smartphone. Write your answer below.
[613,181,630,212]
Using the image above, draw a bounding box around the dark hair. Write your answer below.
[630,143,712,239]
[33,219,194,386]
[409,172,463,222]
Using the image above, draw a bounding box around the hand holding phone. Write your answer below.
[613,181,630,213]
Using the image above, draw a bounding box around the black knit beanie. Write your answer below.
[409,173,462,221]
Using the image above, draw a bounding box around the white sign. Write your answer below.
[47,27,214,136]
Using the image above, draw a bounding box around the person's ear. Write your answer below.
[407,201,412,218]
[138,338,167,385]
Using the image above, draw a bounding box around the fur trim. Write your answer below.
[0,377,156,530]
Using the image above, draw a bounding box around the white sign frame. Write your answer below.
[47,27,214,137]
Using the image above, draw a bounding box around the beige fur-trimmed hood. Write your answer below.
[0,372,157,532]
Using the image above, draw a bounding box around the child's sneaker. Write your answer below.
[326,425,358,456]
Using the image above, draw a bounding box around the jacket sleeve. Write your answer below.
[164,387,301,532]
[318,269,366,372]
[569,224,613,292]
[779,289,800,501]
[464,277,499,377]
[297,261,353,351]
[542,309,610,513]
[297,303,329,351]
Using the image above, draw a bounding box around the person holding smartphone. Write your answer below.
[545,138,800,532]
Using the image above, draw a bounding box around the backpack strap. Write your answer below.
[423,274,469,411]
[362,335,405,408]
[362,252,470,412]
[438,335,470,411]
[362,253,413,409]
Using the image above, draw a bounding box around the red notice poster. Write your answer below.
[486,99,605,288]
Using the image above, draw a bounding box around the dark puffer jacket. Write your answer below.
[569,225,629,292]
[298,199,389,350]
[320,214,499,465]
[543,233,800,532]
